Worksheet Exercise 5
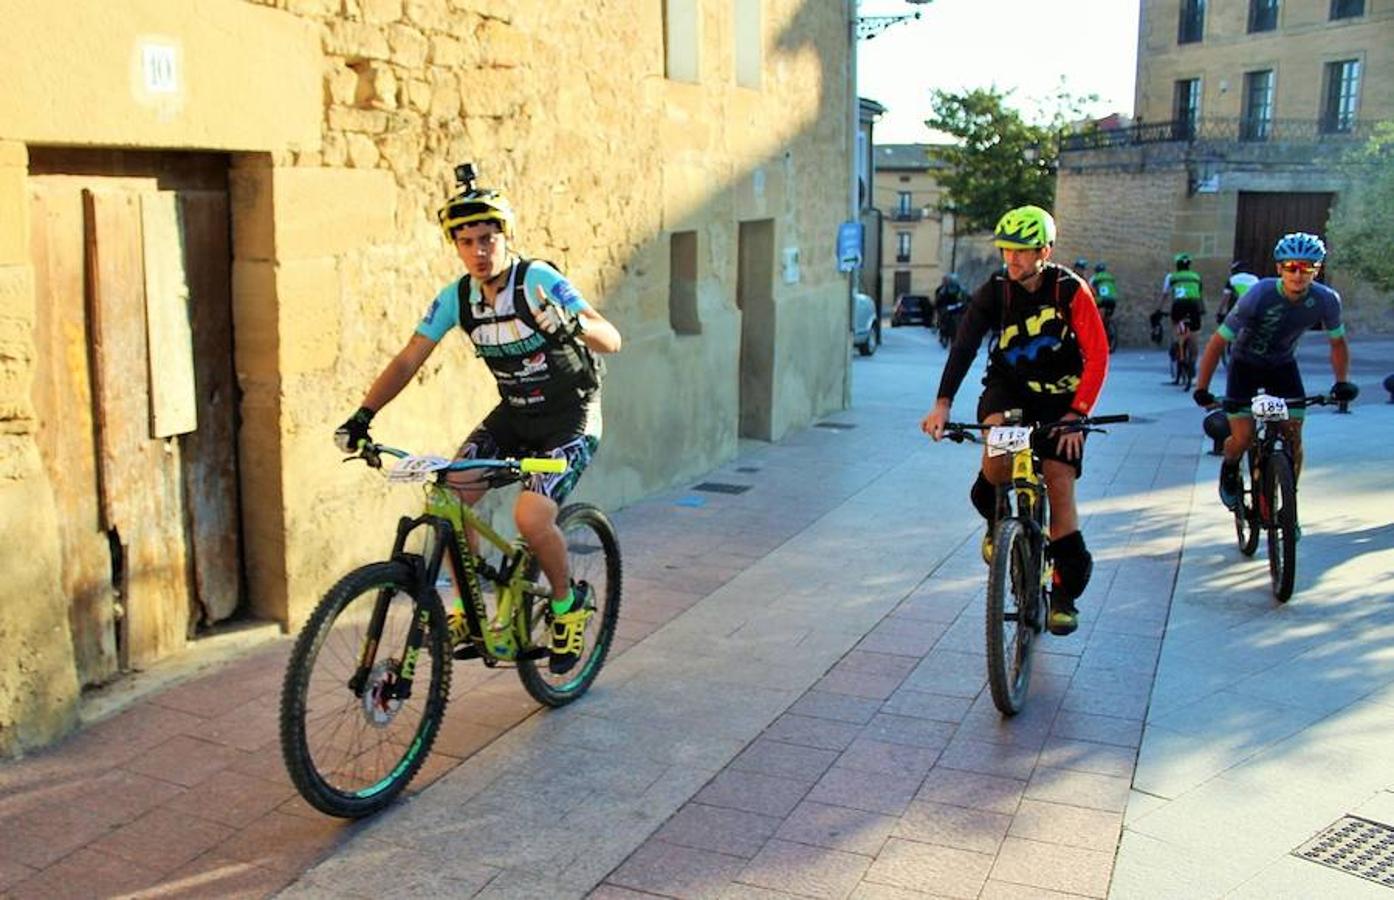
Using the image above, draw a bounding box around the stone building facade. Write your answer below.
[873,144,943,302]
[0,0,855,754]
[1054,0,1394,346]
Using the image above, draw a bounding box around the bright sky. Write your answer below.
[857,0,1141,144]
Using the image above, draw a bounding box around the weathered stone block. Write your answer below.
[346,133,382,168]
[272,167,396,261]
[387,23,430,69]
[278,259,342,375]
[363,0,403,25]
[328,105,389,134]
[479,18,528,67]
[0,142,26,168]
[326,62,358,106]
[231,260,279,380]
[324,19,390,59]
[0,165,29,267]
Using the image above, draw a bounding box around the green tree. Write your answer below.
[1326,121,1394,295]
[924,85,1096,234]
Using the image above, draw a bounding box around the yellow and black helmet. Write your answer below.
[437,164,515,240]
[993,205,1057,250]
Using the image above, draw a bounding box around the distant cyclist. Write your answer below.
[1216,260,1259,324]
[1073,257,1090,281]
[1090,262,1119,350]
[1192,232,1357,511]
[1154,252,1204,378]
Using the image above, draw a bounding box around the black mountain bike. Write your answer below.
[279,441,622,817]
[1224,392,1329,602]
[943,413,1129,715]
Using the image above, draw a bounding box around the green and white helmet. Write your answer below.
[993,205,1057,250]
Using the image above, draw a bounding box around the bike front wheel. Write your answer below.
[518,503,623,707]
[1234,458,1260,557]
[985,518,1038,716]
[280,561,451,818]
[1265,452,1298,602]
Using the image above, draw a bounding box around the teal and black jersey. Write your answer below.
[417,259,599,415]
[1219,278,1344,366]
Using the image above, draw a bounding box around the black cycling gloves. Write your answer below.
[335,406,375,453]
[1193,388,1216,408]
[1331,381,1359,403]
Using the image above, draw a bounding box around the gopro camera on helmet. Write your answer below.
[454,162,478,191]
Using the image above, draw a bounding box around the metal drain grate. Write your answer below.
[692,482,752,495]
[814,422,855,430]
[1293,815,1394,888]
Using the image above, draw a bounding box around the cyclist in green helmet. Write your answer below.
[1154,252,1205,380]
[921,205,1111,635]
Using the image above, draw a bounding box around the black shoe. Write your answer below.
[1219,463,1241,512]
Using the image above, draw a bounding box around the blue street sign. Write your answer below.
[837,221,863,272]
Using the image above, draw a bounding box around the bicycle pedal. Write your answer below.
[516,646,549,662]
[453,643,482,661]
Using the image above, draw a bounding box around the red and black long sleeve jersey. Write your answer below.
[935,263,1109,415]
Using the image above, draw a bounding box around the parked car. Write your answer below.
[853,291,879,356]
[891,293,932,328]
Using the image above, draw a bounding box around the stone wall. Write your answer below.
[0,0,853,752]
[1136,0,1394,124]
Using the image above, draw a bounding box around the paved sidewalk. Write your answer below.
[2,329,1390,899]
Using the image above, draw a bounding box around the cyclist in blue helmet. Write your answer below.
[1193,231,1357,512]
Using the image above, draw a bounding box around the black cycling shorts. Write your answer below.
[1170,300,1201,332]
[455,401,601,503]
[976,377,1084,478]
[1223,358,1306,419]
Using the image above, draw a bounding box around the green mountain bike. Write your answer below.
[279,441,622,818]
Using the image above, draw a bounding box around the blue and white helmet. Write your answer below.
[1273,232,1327,263]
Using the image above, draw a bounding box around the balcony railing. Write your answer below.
[889,208,925,222]
[1060,116,1376,152]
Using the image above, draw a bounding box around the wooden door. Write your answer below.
[29,184,119,684]
[86,188,192,668]
[178,191,242,624]
[28,151,243,681]
[1234,191,1334,277]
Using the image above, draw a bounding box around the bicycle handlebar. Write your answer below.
[349,442,567,475]
[940,414,1131,445]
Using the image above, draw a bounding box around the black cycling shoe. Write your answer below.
[1219,463,1241,512]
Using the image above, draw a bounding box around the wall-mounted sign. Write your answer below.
[837,221,863,273]
[141,42,178,94]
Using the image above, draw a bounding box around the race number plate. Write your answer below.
[386,455,452,483]
[1251,394,1289,421]
[986,425,1033,457]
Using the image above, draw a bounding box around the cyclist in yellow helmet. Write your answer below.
[335,164,622,674]
[921,205,1111,635]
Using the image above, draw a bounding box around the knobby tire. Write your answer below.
[1234,457,1260,557]
[1266,452,1298,602]
[518,503,622,707]
[986,518,1036,716]
[280,561,450,818]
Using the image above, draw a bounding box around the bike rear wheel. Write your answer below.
[1234,457,1260,556]
[985,517,1037,716]
[280,561,450,818]
[518,503,622,707]
[1265,452,1298,602]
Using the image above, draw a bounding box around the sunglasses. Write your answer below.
[1279,261,1320,275]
